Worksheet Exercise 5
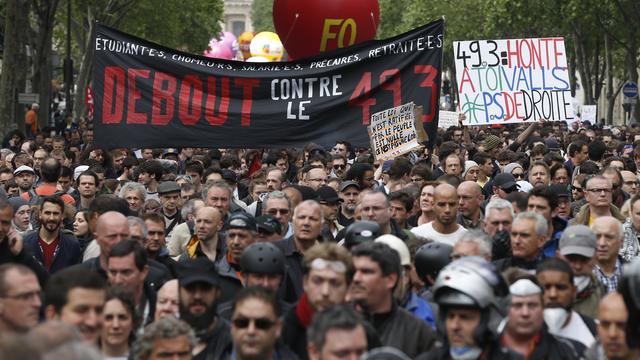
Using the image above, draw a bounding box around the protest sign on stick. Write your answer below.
[438,111,460,129]
[454,38,574,125]
[368,102,427,161]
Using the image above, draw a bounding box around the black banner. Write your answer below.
[93,20,443,149]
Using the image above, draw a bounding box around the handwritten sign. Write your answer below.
[438,111,460,129]
[368,103,425,160]
[454,38,574,125]
[581,105,597,124]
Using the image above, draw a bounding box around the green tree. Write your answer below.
[251,0,275,32]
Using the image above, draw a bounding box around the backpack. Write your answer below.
[27,188,66,228]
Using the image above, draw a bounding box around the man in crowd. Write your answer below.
[119,182,146,216]
[0,264,42,333]
[495,212,548,272]
[557,225,604,318]
[281,243,353,359]
[182,206,223,262]
[591,216,624,294]
[337,181,360,227]
[307,306,369,360]
[351,241,435,358]
[411,183,467,245]
[571,175,625,225]
[76,170,100,210]
[263,191,293,238]
[44,266,107,344]
[361,191,408,240]
[132,316,196,360]
[217,212,258,303]
[158,181,183,237]
[586,292,638,359]
[14,165,36,196]
[457,181,484,230]
[138,159,163,201]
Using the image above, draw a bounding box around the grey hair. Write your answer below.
[485,198,515,219]
[132,316,196,360]
[457,230,492,257]
[42,341,103,360]
[119,181,147,201]
[263,190,291,210]
[201,179,232,200]
[127,216,148,239]
[514,211,548,237]
[293,199,324,220]
[181,198,203,219]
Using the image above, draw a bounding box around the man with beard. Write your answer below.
[281,243,353,360]
[14,165,36,196]
[220,287,297,359]
[535,258,597,349]
[177,258,231,359]
[337,181,359,227]
[24,196,81,273]
[585,292,638,360]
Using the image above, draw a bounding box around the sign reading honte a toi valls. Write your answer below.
[92,20,443,149]
[453,38,574,125]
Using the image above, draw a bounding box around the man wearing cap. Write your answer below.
[337,181,360,227]
[591,216,624,294]
[457,181,484,230]
[255,215,282,242]
[490,173,519,200]
[316,186,343,241]
[216,212,258,304]
[281,243,354,359]
[557,225,604,318]
[501,276,584,359]
[14,165,36,196]
[177,258,231,359]
[550,184,572,220]
[158,181,183,237]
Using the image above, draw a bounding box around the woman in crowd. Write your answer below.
[100,287,137,360]
[73,210,92,251]
[8,197,32,236]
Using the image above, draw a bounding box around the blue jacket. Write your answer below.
[24,230,82,274]
[403,291,436,329]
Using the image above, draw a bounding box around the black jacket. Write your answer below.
[76,256,171,291]
[24,230,82,274]
[272,236,306,303]
[214,255,244,305]
[193,318,232,360]
[417,341,523,360]
[524,325,586,360]
[362,303,436,358]
[280,302,309,360]
[218,341,300,360]
[0,238,49,286]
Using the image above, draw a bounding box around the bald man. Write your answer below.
[180,206,222,262]
[154,279,179,320]
[591,216,624,293]
[586,293,637,359]
[411,183,467,245]
[457,181,484,230]
[78,211,170,288]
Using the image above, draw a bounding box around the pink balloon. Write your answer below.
[203,42,233,60]
[220,31,238,52]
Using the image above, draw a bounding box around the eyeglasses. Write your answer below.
[267,208,289,215]
[586,188,612,194]
[333,164,346,170]
[232,317,276,330]
[512,173,524,179]
[572,186,583,192]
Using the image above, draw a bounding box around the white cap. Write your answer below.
[13,165,35,176]
[375,234,411,266]
[73,165,89,181]
[509,279,541,297]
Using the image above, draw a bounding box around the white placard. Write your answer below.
[453,38,575,125]
[438,111,460,129]
[581,105,597,124]
[368,102,420,161]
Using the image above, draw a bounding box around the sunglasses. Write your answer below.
[267,208,289,215]
[512,173,524,179]
[333,164,346,170]
[232,317,276,330]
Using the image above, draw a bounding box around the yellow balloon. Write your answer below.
[250,32,284,62]
[238,32,255,60]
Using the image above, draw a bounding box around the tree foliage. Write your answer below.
[251,0,275,33]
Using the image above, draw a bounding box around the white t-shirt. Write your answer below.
[410,222,467,246]
[546,310,596,349]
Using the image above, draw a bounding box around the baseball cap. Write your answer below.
[177,258,220,287]
[316,186,342,204]
[493,173,518,191]
[549,184,569,198]
[162,148,179,158]
[339,181,360,192]
[255,215,282,235]
[225,212,257,232]
[559,225,597,258]
[157,181,181,195]
[14,165,35,176]
[73,165,89,181]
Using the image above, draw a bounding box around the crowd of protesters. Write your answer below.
[1,114,640,360]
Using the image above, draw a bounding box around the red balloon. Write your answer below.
[273,0,380,60]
